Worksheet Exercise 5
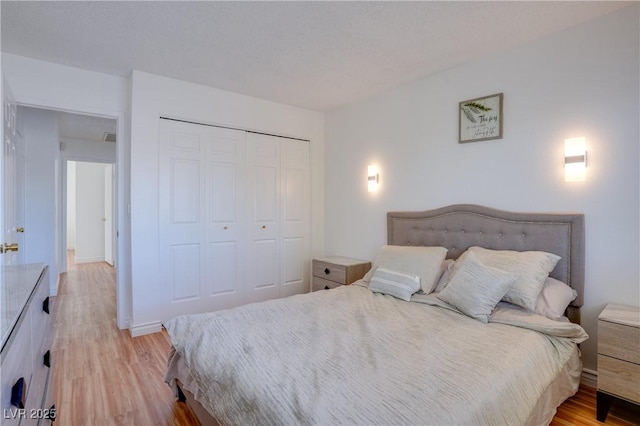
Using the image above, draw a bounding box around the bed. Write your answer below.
[164,204,587,425]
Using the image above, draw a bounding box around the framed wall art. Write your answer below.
[459,93,503,143]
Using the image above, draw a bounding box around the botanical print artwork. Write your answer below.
[459,93,503,143]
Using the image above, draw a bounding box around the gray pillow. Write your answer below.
[438,253,518,323]
[455,247,560,311]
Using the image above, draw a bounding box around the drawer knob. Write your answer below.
[49,404,57,421]
[11,377,26,409]
[44,350,51,368]
[324,268,330,275]
[43,296,50,314]
[324,285,330,290]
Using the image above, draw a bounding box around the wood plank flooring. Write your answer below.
[52,254,639,425]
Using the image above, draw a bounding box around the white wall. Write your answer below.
[129,71,325,335]
[21,107,59,293]
[324,5,639,372]
[2,54,130,328]
[74,162,107,263]
[66,161,76,250]
[62,137,116,163]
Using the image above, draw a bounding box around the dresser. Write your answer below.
[1,264,55,425]
[312,257,371,292]
[597,303,640,422]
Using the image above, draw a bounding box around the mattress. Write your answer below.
[165,282,587,425]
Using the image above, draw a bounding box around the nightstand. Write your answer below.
[312,257,371,292]
[597,303,640,422]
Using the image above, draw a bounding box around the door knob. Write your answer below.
[16,227,24,233]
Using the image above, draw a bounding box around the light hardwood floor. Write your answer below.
[52,254,639,425]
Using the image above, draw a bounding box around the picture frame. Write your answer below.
[458,93,503,143]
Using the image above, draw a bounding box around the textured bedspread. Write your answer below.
[165,283,587,425]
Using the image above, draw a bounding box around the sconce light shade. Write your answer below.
[368,165,379,192]
[564,137,587,182]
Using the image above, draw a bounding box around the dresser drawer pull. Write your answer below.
[11,377,26,409]
[43,296,50,314]
[324,268,330,275]
[324,285,330,290]
[44,350,51,368]
[49,404,57,421]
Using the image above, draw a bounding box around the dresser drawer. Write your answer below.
[598,355,640,403]
[312,277,343,292]
[313,260,347,284]
[1,313,33,426]
[599,320,640,364]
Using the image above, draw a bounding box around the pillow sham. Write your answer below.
[534,277,578,320]
[437,253,518,323]
[363,245,448,294]
[368,267,421,302]
[454,247,561,311]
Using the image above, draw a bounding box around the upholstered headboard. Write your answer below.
[387,204,585,323]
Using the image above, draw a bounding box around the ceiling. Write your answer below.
[1,1,632,112]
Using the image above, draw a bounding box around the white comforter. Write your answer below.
[165,283,587,426]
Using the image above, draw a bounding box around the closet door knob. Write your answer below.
[224,226,228,230]
[262,225,266,229]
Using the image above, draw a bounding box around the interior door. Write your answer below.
[104,163,113,266]
[246,133,310,302]
[1,80,24,268]
[158,119,246,319]
[246,133,280,303]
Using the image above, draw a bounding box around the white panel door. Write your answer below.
[280,139,310,297]
[104,164,113,266]
[246,133,310,303]
[159,119,245,320]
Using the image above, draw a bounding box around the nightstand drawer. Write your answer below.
[313,260,347,284]
[312,277,343,292]
[598,355,640,403]
[599,320,640,364]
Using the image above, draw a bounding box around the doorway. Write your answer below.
[66,160,115,266]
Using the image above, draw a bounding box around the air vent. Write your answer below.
[103,132,116,143]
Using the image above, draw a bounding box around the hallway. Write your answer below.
[51,252,197,425]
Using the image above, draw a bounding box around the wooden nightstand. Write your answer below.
[597,303,640,422]
[312,257,371,292]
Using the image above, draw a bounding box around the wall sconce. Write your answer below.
[368,165,379,192]
[564,137,587,182]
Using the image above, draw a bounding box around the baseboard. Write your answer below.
[130,321,163,337]
[581,368,597,388]
[51,274,59,297]
[74,256,105,264]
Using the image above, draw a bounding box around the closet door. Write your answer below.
[246,133,310,303]
[159,119,245,319]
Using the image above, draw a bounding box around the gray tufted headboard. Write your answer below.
[387,204,585,323]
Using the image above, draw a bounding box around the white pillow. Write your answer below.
[363,245,448,293]
[455,247,560,311]
[534,277,578,320]
[368,268,421,302]
[437,253,518,323]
